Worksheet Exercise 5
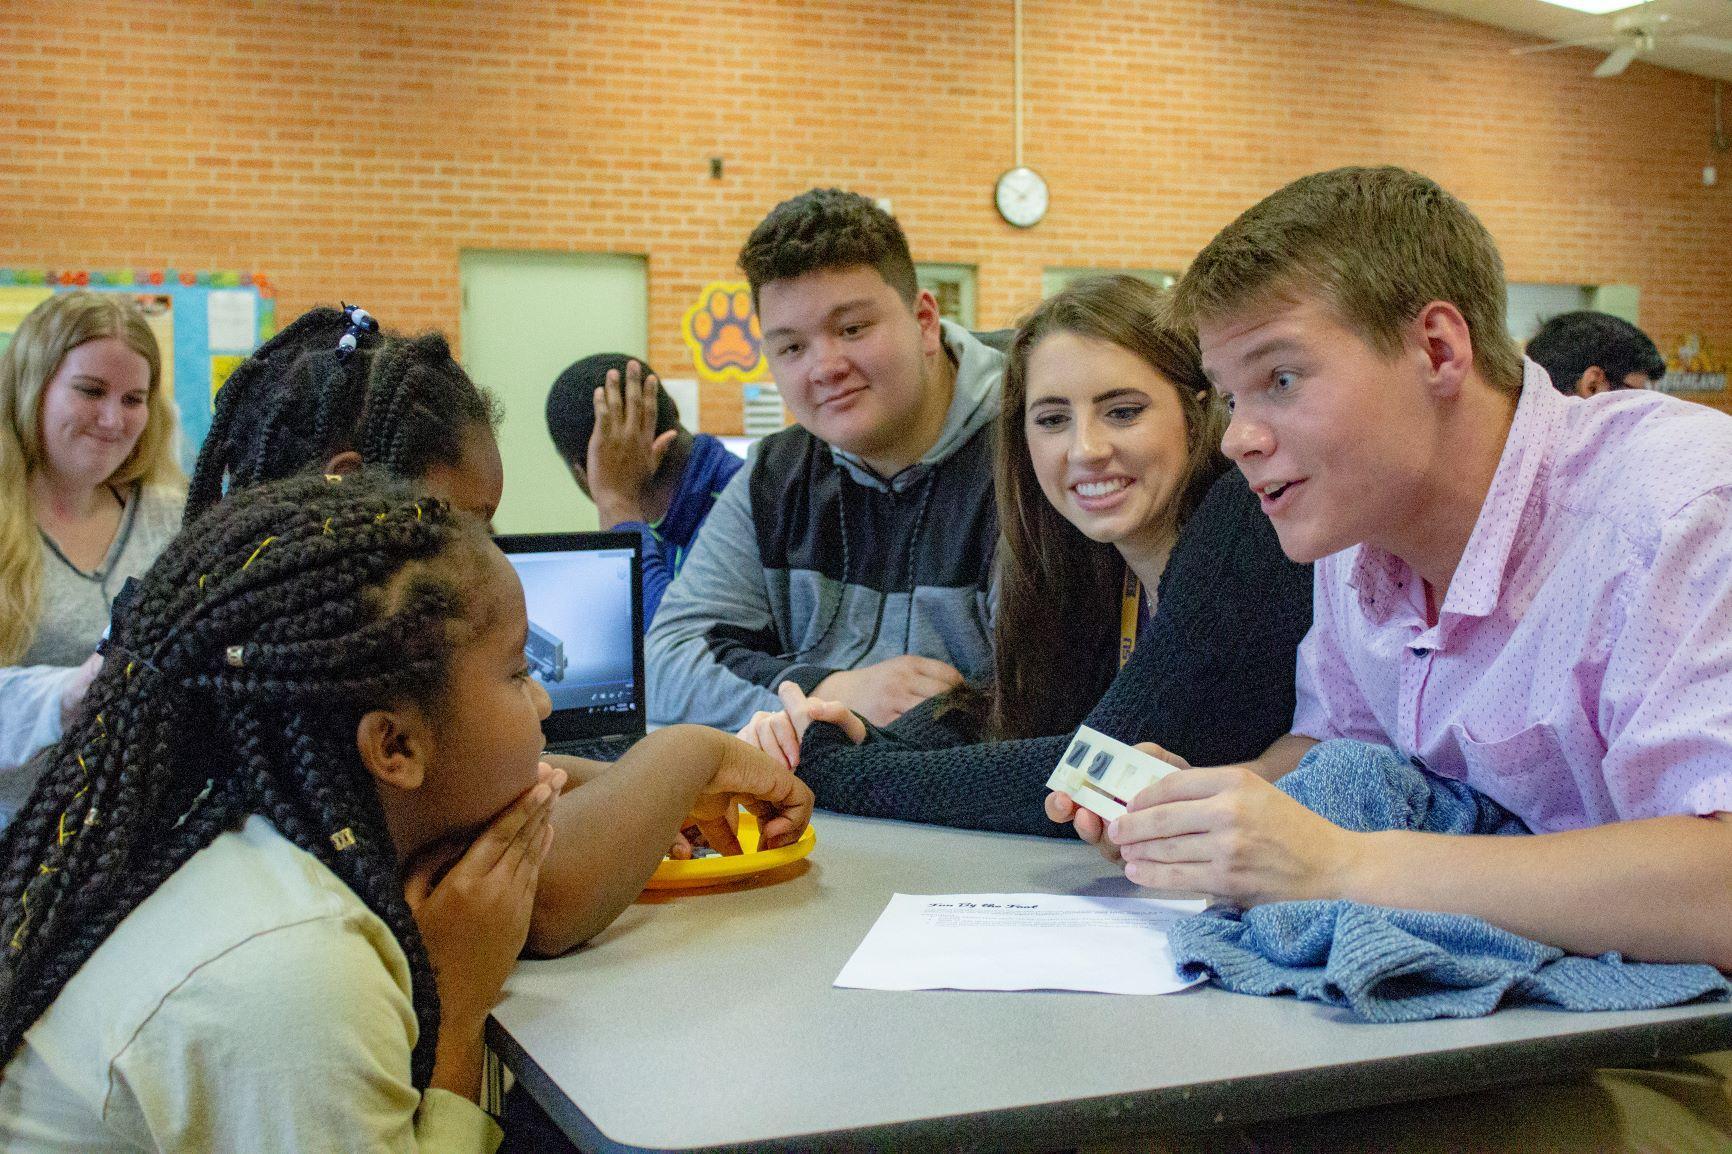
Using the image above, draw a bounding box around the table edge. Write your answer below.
[488,1003,1732,1152]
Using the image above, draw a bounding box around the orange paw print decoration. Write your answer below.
[682,282,768,384]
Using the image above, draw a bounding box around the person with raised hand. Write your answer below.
[545,353,742,629]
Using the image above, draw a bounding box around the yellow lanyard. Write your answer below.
[1119,570,1141,669]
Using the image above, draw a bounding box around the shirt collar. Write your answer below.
[1347,359,1565,625]
[1345,545,1417,625]
[1440,359,1565,620]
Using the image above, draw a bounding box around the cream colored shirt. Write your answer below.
[0,815,500,1152]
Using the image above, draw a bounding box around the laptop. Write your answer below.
[494,531,646,762]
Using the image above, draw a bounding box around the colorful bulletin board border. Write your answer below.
[681,280,769,385]
[0,269,277,474]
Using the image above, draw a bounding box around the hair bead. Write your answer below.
[334,302,379,363]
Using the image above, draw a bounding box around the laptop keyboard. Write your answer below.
[549,734,639,763]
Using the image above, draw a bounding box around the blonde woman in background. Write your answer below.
[0,292,184,820]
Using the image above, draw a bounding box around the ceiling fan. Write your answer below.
[1512,7,1732,77]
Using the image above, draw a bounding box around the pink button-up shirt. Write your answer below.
[1293,361,1732,832]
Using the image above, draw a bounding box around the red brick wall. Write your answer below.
[3,0,1727,432]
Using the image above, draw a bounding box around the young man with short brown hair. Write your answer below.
[647,190,1006,730]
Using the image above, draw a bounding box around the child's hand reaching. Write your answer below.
[404,762,563,1098]
[687,738,815,855]
[734,681,868,769]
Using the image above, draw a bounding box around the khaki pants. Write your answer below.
[1085,1050,1732,1153]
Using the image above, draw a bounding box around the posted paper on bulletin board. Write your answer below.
[0,287,53,356]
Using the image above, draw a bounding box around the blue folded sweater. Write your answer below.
[1166,740,1731,1022]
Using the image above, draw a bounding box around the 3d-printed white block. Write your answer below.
[1045,726,1182,822]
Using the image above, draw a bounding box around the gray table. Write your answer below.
[488,813,1732,1152]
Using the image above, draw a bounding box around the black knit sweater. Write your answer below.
[796,468,1314,836]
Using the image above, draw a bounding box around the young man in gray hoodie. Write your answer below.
[647,189,1006,730]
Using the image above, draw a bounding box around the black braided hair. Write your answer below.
[0,471,493,1088]
[186,306,500,522]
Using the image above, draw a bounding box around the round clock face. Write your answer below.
[995,165,1049,228]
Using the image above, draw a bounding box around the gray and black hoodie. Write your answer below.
[646,322,1006,729]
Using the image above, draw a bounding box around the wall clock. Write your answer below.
[995,165,1049,228]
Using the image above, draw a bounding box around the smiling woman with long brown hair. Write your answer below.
[738,275,1314,834]
[0,292,184,809]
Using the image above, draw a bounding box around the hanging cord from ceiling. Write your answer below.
[1013,0,1024,168]
[1715,80,1729,153]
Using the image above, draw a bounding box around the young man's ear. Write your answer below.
[357,707,432,792]
[1576,365,1613,397]
[1412,301,1475,399]
[913,288,945,356]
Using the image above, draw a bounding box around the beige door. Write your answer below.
[459,249,649,534]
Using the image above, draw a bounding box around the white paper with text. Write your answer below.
[834,893,1207,995]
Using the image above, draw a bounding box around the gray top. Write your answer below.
[26,482,183,666]
[1,483,182,804]
[489,814,1732,1152]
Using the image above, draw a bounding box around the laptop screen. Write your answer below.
[494,531,645,744]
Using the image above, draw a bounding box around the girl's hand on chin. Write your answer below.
[404,762,564,1025]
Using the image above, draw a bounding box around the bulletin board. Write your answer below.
[0,269,277,474]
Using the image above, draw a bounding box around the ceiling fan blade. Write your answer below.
[1594,42,1641,77]
[1510,34,1619,56]
[1675,33,1732,54]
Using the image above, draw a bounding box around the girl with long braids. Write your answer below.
[0,472,545,1147]
[0,472,809,1149]
[737,277,1314,834]
[183,305,812,960]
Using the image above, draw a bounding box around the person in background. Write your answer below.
[736,276,1312,835]
[1526,310,1667,396]
[185,304,505,526]
[545,353,741,629]
[0,291,183,820]
[647,188,1006,731]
